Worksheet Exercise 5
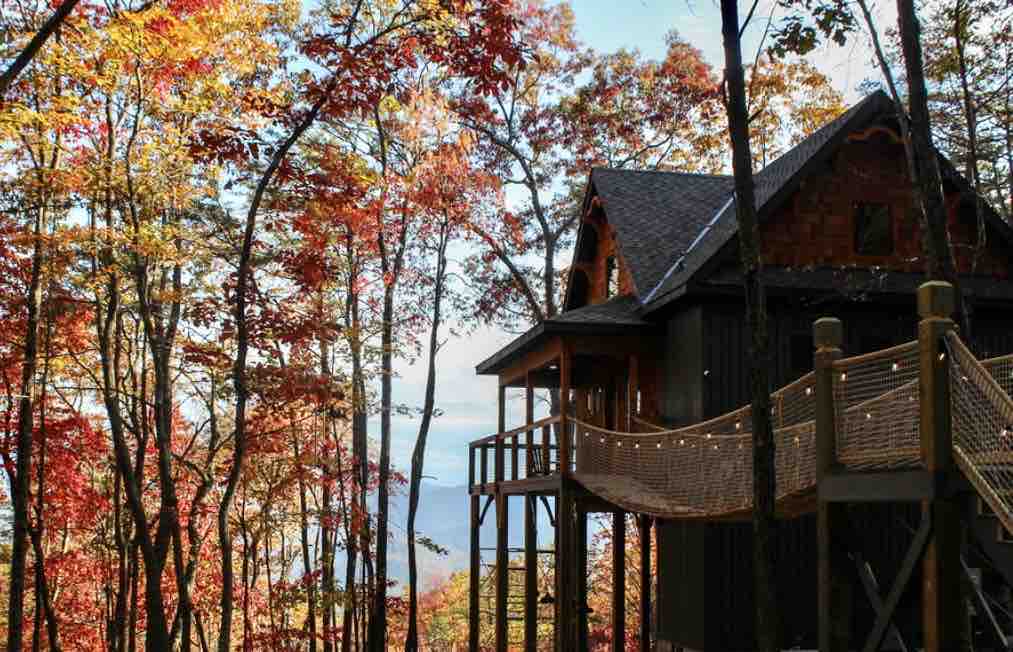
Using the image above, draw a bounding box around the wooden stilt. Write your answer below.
[556,488,575,652]
[814,316,851,652]
[496,385,509,652]
[639,515,651,652]
[470,495,480,652]
[577,505,589,652]
[917,281,960,652]
[556,343,576,651]
[495,494,509,652]
[525,495,538,652]
[524,376,538,652]
[612,511,626,652]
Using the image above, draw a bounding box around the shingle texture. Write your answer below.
[589,91,893,312]
[548,294,648,326]
[590,170,734,296]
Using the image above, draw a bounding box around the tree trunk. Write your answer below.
[896,0,963,314]
[218,92,328,652]
[8,204,45,652]
[295,435,318,652]
[719,2,778,650]
[405,219,450,652]
[368,283,394,652]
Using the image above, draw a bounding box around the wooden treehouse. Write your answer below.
[467,91,1013,651]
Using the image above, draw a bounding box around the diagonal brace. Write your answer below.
[479,495,494,526]
[853,552,909,652]
[862,512,932,652]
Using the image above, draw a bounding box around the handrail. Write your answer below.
[830,340,918,367]
[469,415,559,447]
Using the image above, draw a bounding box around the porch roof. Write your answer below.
[475,295,656,376]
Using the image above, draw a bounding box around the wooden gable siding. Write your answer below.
[571,200,637,306]
[760,132,1010,279]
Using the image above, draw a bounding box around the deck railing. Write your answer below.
[468,415,572,488]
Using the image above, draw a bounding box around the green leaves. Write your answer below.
[769,0,858,58]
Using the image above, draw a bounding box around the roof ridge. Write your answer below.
[755,90,889,178]
[592,167,732,179]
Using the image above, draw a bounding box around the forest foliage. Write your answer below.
[0,0,1007,650]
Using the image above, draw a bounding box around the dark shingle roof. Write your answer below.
[549,295,648,326]
[475,295,655,375]
[590,169,734,297]
[587,91,896,313]
[641,91,894,309]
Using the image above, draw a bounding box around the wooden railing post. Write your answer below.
[496,385,506,484]
[495,384,509,652]
[814,316,850,652]
[918,280,960,652]
[526,373,534,478]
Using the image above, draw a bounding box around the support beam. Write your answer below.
[862,513,932,652]
[577,506,589,652]
[814,316,851,652]
[526,374,535,478]
[917,281,961,652]
[560,344,572,474]
[556,486,576,652]
[628,355,639,431]
[639,516,651,652]
[469,495,480,652]
[612,512,626,652]
[497,385,506,483]
[819,470,952,502]
[525,496,538,652]
[853,552,908,652]
[575,388,588,472]
[495,495,509,652]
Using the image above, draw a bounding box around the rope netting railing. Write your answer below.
[573,372,818,518]
[832,341,921,471]
[572,342,929,519]
[946,333,1013,537]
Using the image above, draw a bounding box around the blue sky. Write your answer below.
[377,0,896,490]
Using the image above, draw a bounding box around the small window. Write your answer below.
[605,256,618,297]
[854,202,894,256]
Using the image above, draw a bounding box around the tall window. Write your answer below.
[854,202,894,256]
[605,256,618,298]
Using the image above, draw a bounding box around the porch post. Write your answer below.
[524,373,538,652]
[495,384,509,652]
[575,388,588,472]
[556,487,575,652]
[814,317,850,652]
[560,344,572,474]
[556,342,576,650]
[611,511,626,652]
[918,281,960,651]
[469,494,480,652]
[639,515,651,652]
[526,373,535,477]
[628,354,639,431]
[524,495,538,652]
